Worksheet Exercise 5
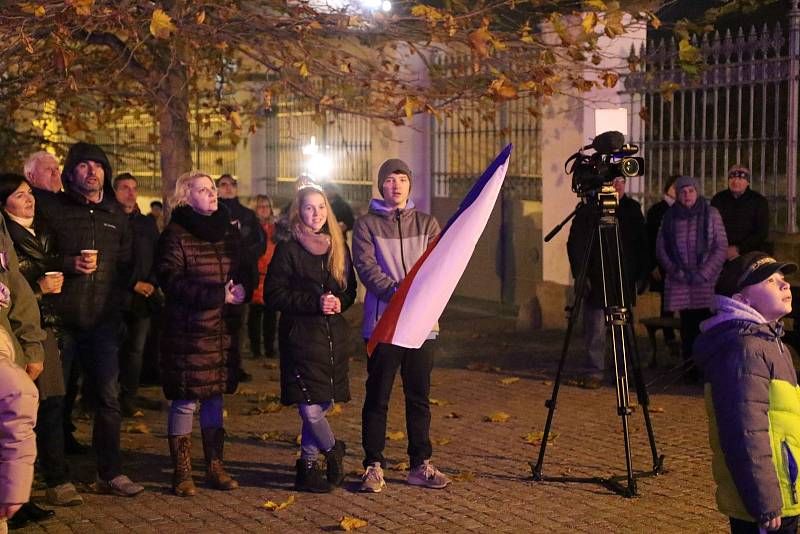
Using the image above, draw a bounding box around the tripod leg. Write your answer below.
[608,322,637,497]
[625,319,666,474]
[532,214,596,481]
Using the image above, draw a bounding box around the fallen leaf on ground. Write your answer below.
[444,412,462,419]
[433,438,451,446]
[295,434,302,445]
[132,410,144,418]
[522,431,558,444]
[339,516,368,531]
[389,461,409,471]
[256,431,283,441]
[450,471,475,481]
[650,406,665,413]
[484,412,511,423]
[386,431,405,440]
[262,495,295,511]
[125,422,150,434]
[236,387,258,396]
[429,398,448,406]
[328,404,343,416]
[258,392,280,402]
[262,401,282,414]
[542,380,553,386]
[499,377,520,385]
[222,409,228,418]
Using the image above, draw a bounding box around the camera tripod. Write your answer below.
[530,185,665,497]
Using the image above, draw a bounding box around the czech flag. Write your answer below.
[367,144,513,356]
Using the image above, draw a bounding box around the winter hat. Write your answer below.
[377,158,412,197]
[674,175,699,193]
[715,251,797,297]
[728,164,751,181]
[62,142,112,185]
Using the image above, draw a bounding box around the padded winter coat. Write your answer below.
[263,235,356,406]
[694,296,800,523]
[155,207,245,400]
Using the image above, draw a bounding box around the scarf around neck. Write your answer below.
[662,197,710,271]
[171,205,230,243]
[5,212,35,236]
[291,223,331,256]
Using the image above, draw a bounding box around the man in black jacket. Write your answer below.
[567,177,648,389]
[711,164,770,260]
[216,174,265,382]
[43,142,142,497]
[113,173,160,417]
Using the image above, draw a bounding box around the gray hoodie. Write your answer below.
[352,199,440,340]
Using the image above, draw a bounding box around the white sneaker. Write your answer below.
[359,462,386,493]
[406,460,450,489]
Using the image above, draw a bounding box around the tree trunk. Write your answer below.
[156,64,192,207]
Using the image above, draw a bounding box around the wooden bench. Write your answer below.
[639,316,681,368]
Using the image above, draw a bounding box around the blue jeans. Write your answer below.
[60,319,123,481]
[298,402,335,461]
[167,395,224,436]
[582,303,606,379]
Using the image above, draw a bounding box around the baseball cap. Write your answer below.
[715,251,797,297]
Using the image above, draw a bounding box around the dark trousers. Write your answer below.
[679,308,711,362]
[248,304,277,357]
[659,289,676,343]
[60,319,123,480]
[119,314,151,399]
[35,395,67,487]
[362,341,434,469]
[730,515,798,533]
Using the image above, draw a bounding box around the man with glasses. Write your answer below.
[711,165,770,260]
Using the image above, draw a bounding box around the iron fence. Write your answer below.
[430,55,542,200]
[624,0,800,232]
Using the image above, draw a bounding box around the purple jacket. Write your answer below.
[352,199,440,339]
[656,204,727,311]
[0,354,38,505]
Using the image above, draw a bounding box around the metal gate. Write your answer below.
[624,1,800,232]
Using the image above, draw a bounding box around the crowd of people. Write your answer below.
[0,142,446,532]
[0,140,797,533]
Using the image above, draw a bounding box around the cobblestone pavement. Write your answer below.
[18,303,727,533]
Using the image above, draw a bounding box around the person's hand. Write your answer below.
[38,273,64,294]
[761,516,781,531]
[727,245,740,260]
[224,280,245,305]
[0,282,10,308]
[25,362,43,381]
[72,255,97,274]
[133,281,156,297]
[0,503,22,519]
[319,292,339,315]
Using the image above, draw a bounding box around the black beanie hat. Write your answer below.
[377,158,412,197]
[62,142,113,186]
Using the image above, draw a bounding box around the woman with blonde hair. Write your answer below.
[264,183,356,493]
[156,171,249,496]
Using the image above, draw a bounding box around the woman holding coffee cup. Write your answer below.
[263,183,356,493]
[155,170,249,497]
[0,173,83,508]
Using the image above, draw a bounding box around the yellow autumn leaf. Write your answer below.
[444,412,461,419]
[650,406,665,413]
[295,434,302,445]
[20,3,46,17]
[522,431,558,444]
[257,431,282,441]
[582,12,598,34]
[386,430,405,440]
[196,9,206,24]
[150,8,177,40]
[229,111,242,130]
[410,5,443,20]
[262,401,282,413]
[450,471,475,481]
[601,72,619,88]
[433,438,451,446]
[126,422,150,434]
[222,409,228,418]
[296,62,309,77]
[132,410,144,418]
[389,461,409,471]
[429,398,448,406]
[583,0,606,9]
[485,412,511,423]
[403,97,415,120]
[262,495,295,511]
[236,387,258,396]
[340,516,368,531]
[66,0,93,16]
[328,404,343,417]
[499,377,520,385]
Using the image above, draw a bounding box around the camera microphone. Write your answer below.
[583,130,625,154]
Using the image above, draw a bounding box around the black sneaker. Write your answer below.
[294,460,332,493]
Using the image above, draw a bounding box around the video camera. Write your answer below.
[566,131,645,197]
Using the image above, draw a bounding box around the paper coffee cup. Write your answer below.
[44,271,63,293]
[80,249,98,260]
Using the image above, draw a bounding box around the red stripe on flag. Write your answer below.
[366,235,440,356]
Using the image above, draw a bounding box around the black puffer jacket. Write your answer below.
[124,209,160,318]
[263,234,356,406]
[219,197,265,292]
[5,216,62,330]
[43,186,132,329]
[156,206,247,401]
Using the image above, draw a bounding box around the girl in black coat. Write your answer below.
[263,184,356,493]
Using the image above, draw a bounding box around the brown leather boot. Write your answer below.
[201,427,238,490]
[168,434,197,497]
